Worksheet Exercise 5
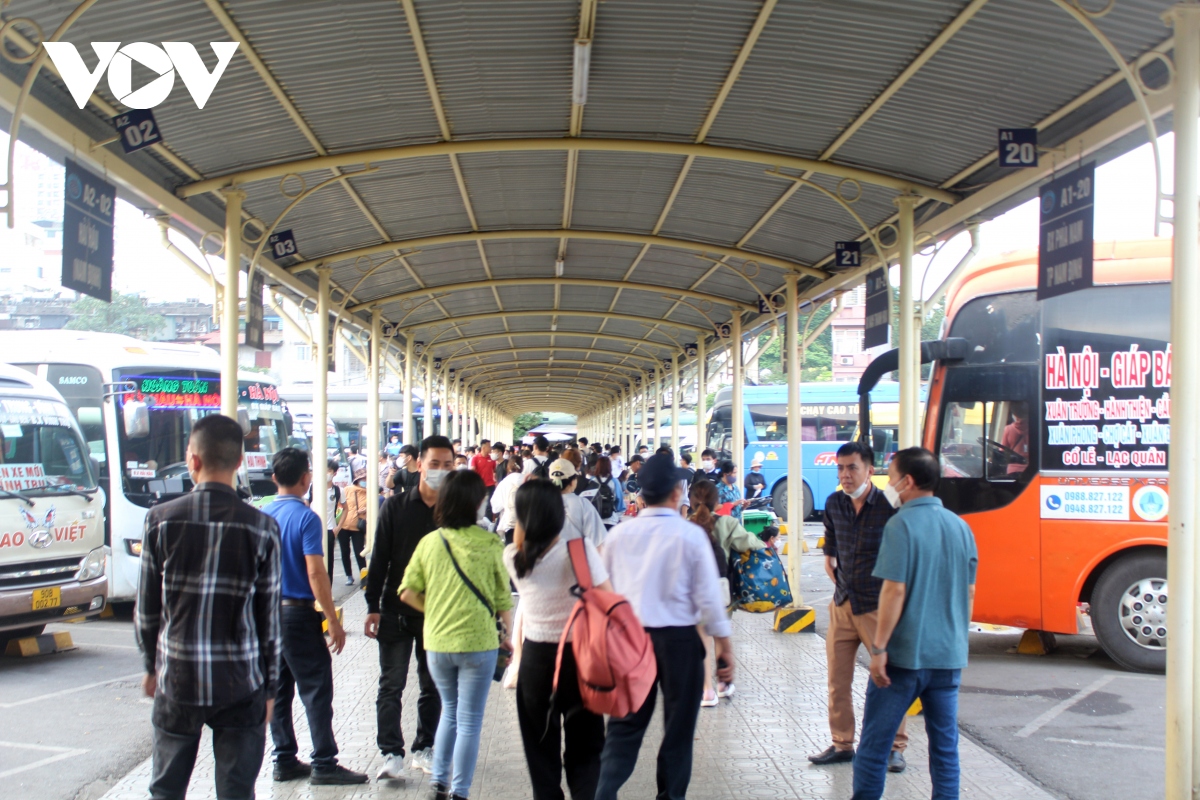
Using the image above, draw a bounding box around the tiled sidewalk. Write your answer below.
[100,597,1053,799]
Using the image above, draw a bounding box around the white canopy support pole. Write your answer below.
[896,194,920,449]
[641,373,649,452]
[365,307,382,559]
[220,187,245,420]
[422,358,432,441]
[731,314,745,491]
[313,267,331,568]
[785,274,804,598]
[672,354,681,456]
[696,337,707,457]
[1168,7,1200,792]
[454,378,463,444]
[653,370,662,450]
[403,336,415,446]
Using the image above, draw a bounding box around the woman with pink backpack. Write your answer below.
[504,479,613,800]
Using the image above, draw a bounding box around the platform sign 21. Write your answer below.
[834,241,860,268]
[998,128,1038,167]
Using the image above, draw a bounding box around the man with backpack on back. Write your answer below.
[596,453,735,800]
[523,435,553,477]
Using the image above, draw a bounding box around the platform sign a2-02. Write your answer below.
[62,159,115,302]
[112,108,161,154]
[1038,163,1094,300]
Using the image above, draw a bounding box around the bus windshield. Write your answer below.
[239,380,287,471]
[116,369,221,506]
[0,397,97,494]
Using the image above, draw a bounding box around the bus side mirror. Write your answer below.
[123,401,150,439]
[237,408,252,435]
[77,406,103,428]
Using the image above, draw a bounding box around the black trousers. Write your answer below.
[517,640,605,800]
[148,687,266,800]
[595,626,705,800]
[337,528,367,577]
[377,612,441,757]
[271,606,339,770]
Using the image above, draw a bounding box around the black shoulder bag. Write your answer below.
[439,534,511,682]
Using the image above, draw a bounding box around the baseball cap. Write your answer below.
[547,458,577,488]
[638,452,692,499]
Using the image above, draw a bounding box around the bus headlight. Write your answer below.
[77,546,107,581]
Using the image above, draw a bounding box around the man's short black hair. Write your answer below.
[578,437,589,445]
[628,454,644,465]
[719,459,736,475]
[891,447,940,491]
[420,435,454,457]
[326,458,339,473]
[837,441,876,466]
[533,435,550,452]
[351,446,359,455]
[480,438,491,446]
[680,452,692,466]
[400,444,419,457]
[189,414,244,472]
[701,448,715,459]
[656,446,673,457]
[492,442,506,452]
[272,447,311,488]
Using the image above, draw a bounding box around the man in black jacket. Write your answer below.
[364,435,455,781]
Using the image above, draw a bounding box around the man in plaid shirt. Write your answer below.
[808,441,909,773]
[136,414,281,800]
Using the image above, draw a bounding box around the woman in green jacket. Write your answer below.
[400,470,513,800]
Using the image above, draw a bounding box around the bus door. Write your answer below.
[932,362,1042,629]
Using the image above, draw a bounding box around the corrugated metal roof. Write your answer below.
[4,0,1179,412]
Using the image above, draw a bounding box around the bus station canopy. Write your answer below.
[0,0,1179,415]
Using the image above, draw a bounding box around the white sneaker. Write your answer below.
[376,754,405,780]
[701,689,718,708]
[717,682,735,699]
[409,748,433,774]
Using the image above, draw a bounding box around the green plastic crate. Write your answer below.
[742,510,773,535]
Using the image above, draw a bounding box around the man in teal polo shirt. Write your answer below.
[852,447,977,800]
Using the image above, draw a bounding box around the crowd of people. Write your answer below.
[133,417,977,800]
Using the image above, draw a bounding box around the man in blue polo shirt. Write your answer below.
[263,448,367,787]
[852,447,977,800]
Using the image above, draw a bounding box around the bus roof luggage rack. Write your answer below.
[856,338,969,397]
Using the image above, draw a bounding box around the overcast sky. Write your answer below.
[3,127,1179,304]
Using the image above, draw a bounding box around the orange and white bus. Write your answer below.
[859,239,1171,672]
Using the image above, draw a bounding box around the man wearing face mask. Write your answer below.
[365,436,455,781]
[386,445,421,496]
[810,441,908,772]
[699,448,721,481]
[853,447,977,800]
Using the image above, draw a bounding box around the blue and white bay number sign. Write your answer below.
[268,229,298,260]
[834,241,860,268]
[998,128,1038,167]
[112,108,161,154]
[62,159,115,302]
[1037,162,1094,300]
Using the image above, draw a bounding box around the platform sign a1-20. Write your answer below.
[245,270,265,351]
[863,267,890,349]
[112,108,161,154]
[1038,163,1094,301]
[62,159,114,302]
[998,128,1038,167]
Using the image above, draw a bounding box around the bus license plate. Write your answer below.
[31,587,61,611]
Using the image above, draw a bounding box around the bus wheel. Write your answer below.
[1091,551,1167,673]
[771,480,814,523]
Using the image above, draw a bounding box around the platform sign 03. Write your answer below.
[998,128,1038,167]
[267,229,298,260]
[62,159,114,302]
[1038,163,1094,301]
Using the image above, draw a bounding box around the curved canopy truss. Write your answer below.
[0,0,1178,425]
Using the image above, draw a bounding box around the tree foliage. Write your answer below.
[65,292,166,338]
[753,301,835,383]
[512,412,543,441]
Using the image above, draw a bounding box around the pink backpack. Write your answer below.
[554,537,656,718]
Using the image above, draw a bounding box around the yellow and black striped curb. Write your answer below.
[320,604,345,634]
[773,606,815,633]
[4,631,74,657]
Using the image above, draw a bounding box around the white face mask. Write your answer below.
[702,460,713,470]
[883,481,902,508]
[846,479,871,500]
[456,463,469,471]
[424,468,449,491]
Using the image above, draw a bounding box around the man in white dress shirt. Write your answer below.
[595,454,736,800]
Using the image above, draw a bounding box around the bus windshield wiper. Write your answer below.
[46,485,97,502]
[0,486,35,506]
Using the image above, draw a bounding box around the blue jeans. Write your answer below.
[427,649,497,797]
[852,666,962,800]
